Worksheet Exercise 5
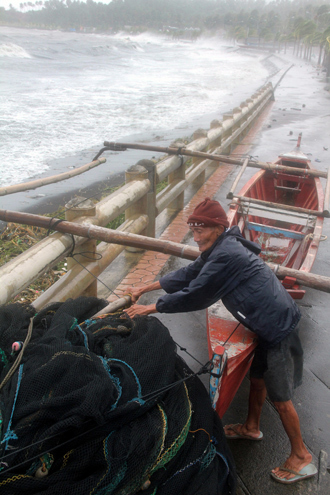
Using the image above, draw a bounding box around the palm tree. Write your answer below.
[303,31,320,61]
[294,19,316,57]
[318,26,330,65]
[292,17,305,56]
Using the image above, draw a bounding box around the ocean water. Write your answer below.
[0,26,273,188]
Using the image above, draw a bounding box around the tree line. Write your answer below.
[1,0,330,67]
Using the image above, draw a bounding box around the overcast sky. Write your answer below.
[0,0,267,14]
[0,0,114,11]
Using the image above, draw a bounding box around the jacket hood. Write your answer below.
[226,226,261,255]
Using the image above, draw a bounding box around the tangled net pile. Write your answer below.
[0,297,236,494]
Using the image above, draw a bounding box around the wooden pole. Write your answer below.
[102,141,327,178]
[227,157,249,199]
[323,167,330,217]
[268,263,330,293]
[92,295,132,317]
[1,209,330,294]
[0,209,199,261]
[0,158,106,196]
[232,195,327,218]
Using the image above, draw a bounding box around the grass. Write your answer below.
[0,218,72,304]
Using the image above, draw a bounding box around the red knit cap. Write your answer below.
[187,197,229,228]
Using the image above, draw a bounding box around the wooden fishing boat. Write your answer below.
[1,137,329,422]
[207,134,326,418]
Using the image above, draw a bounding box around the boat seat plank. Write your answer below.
[246,221,306,240]
[274,185,301,193]
[234,195,321,218]
[241,204,316,227]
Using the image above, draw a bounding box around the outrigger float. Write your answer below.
[0,135,329,421]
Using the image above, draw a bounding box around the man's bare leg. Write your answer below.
[224,378,266,439]
[271,400,313,480]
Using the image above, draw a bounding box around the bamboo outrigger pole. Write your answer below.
[227,157,249,200]
[1,209,330,294]
[97,141,328,179]
[0,158,106,197]
[0,209,199,261]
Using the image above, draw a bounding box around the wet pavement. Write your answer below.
[102,54,330,494]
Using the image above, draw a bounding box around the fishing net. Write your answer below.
[0,297,236,494]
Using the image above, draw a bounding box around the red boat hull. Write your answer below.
[207,142,325,417]
[207,302,257,418]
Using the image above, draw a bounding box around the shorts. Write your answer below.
[250,327,303,402]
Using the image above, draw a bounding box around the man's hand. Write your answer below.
[126,287,144,304]
[125,281,162,304]
[125,304,157,318]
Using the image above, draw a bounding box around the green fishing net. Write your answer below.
[0,297,236,494]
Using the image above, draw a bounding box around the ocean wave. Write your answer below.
[0,27,273,187]
[0,42,31,58]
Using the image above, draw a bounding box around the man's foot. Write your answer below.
[224,423,263,441]
[271,454,316,484]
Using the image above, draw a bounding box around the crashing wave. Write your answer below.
[0,43,31,58]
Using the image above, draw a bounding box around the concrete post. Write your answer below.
[239,102,249,137]
[221,114,234,154]
[168,141,186,212]
[136,159,156,238]
[125,163,151,251]
[65,196,97,297]
[210,119,222,129]
[245,99,254,132]
[192,129,208,186]
[232,107,243,147]
[210,120,223,150]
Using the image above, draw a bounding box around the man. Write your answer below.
[125,197,317,484]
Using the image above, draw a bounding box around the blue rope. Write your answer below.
[98,356,122,411]
[216,451,230,478]
[76,324,89,350]
[107,358,144,405]
[1,364,23,451]
[83,318,95,329]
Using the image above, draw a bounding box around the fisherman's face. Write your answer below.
[190,225,224,252]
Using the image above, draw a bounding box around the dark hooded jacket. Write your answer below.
[156,226,301,347]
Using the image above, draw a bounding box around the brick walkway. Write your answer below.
[107,103,273,302]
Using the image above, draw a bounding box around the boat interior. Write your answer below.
[231,168,319,270]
